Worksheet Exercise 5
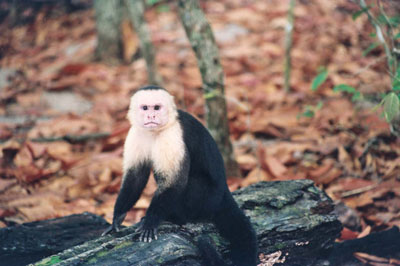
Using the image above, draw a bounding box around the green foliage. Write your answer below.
[362,42,381,56]
[146,0,169,12]
[383,92,400,122]
[311,68,328,91]
[298,101,323,119]
[156,4,170,12]
[377,14,400,27]
[300,2,400,131]
[333,84,363,101]
[392,68,400,91]
[146,0,162,5]
[352,5,372,21]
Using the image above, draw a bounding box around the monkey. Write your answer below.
[102,85,257,266]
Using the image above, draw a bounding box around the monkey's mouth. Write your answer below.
[144,122,159,126]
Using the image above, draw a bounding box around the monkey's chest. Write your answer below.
[150,133,185,178]
[123,125,185,178]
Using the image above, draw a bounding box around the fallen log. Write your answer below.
[2,180,343,265]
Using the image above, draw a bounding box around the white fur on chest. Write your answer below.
[123,122,185,181]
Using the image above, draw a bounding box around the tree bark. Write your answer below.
[177,0,240,177]
[124,0,161,85]
[94,0,123,65]
[26,180,343,266]
[0,213,109,266]
[284,0,295,92]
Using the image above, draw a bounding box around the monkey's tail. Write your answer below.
[213,192,258,266]
[196,235,228,266]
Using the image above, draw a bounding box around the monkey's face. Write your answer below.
[128,90,176,131]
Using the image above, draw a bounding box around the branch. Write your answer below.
[30,132,110,144]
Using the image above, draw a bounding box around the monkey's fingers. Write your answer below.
[101,225,114,236]
[101,224,121,236]
[139,228,158,242]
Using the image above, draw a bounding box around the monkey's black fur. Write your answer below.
[104,86,257,266]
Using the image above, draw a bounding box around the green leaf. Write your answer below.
[300,109,315,118]
[389,15,400,27]
[383,92,400,122]
[311,68,328,91]
[395,33,400,40]
[392,67,400,91]
[393,84,400,91]
[352,5,372,21]
[203,90,220,99]
[362,42,381,56]
[156,4,169,12]
[146,0,162,5]
[333,84,356,93]
[351,91,362,101]
[298,103,323,119]
[377,14,387,25]
[372,98,385,112]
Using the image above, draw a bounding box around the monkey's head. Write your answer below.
[128,86,178,131]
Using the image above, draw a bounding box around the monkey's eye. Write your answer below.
[154,105,161,111]
[142,105,148,111]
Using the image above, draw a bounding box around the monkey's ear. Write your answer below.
[168,94,177,110]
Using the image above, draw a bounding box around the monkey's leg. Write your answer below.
[136,187,183,242]
[138,161,189,242]
[102,165,151,236]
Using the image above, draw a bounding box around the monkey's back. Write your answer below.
[176,110,229,221]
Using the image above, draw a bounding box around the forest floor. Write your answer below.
[0,0,399,255]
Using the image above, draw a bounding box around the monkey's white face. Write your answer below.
[128,89,176,131]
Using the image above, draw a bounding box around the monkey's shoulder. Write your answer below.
[177,110,225,174]
[177,110,215,144]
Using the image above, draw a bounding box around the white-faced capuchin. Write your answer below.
[102,85,257,266]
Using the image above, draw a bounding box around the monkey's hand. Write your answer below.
[101,213,126,236]
[135,217,158,243]
[101,223,122,236]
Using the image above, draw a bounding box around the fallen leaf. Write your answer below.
[339,227,358,240]
[357,225,371,238]
[264,155,287,178]
[338,146,353,172]
[241,168,271,187]
[237,153,258,171]
[309,159,334,179]
[354,252,393,265]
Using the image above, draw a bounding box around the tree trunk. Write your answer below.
[24,180,344,266]
[124,0,162,85]
[94,0,123,65]
[284,0,295,92]
[177,0,240,177]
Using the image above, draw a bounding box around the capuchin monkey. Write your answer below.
[102,85,257,266]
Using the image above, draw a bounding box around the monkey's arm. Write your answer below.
[102,164,151,236]
[137,157,190,242]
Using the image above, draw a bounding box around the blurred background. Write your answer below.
[0,0,399,242]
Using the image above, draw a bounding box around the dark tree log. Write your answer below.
[177,0,240,177]
[0,212,109,266]
[23,180,344,266]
